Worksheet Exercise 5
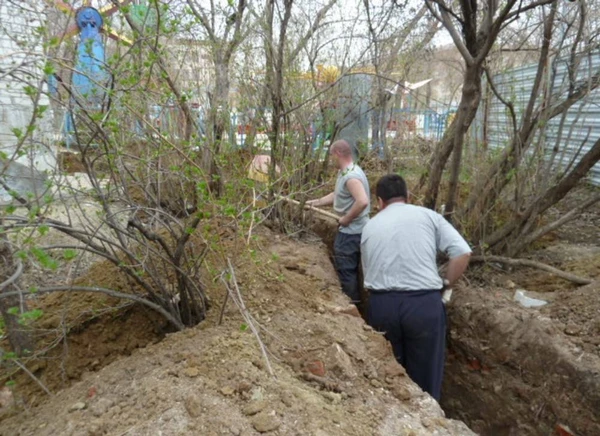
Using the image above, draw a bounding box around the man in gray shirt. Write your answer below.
[307,140,370,308]
[361,174,471,401]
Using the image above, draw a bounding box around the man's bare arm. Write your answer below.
[445,253,471,286]
[307,192,334,207]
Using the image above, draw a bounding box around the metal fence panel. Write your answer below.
[473,51,600,186]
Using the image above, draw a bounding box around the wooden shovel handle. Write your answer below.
[278,196,339,221]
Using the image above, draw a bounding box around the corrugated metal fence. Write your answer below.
[471,50,600,186]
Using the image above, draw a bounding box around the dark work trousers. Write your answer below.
[333,232,362,305]
[367,290,446,401]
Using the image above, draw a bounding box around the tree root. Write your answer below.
[471,255,593,285]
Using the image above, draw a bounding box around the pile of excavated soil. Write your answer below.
[442,284,600,436]
[0,226,473,435]
[541,283,600,357]
[439,189,600,435]
[481,241,600,359]
[0,259,169,406]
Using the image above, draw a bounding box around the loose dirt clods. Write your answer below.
[0,226,472,435]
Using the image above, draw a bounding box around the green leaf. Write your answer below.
[11,128,23,139]
[38,225,49,236]
[2,352,17,361]
[18,309,44,325]
[5,380,16,388]
[223,205,236,217]
[30,247,58,270]
[240,323,249,332]
[43,62,55,75]
[7,307,19,316]
[63,249,77,260]
[23,85,36,97]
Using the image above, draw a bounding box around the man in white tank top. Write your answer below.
[307,140,370,309]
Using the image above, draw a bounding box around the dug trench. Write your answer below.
[310,216,600,436]
[1,212,599,435]
[0,222,473,435]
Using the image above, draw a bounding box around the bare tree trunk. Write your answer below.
[420,0,554,211]
[459,2,558,224]
[420,116,457,209]
[443,64,483,218]
[0,234,33,356]
[205,58,231,196]
[266,0,293,194]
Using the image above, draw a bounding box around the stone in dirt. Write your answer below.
[306,360,326,377]
[220,386,236,396]
[324,343,357,380]
[243,400,267,416]
[90,398,114,417]
[183,367,200,378]
[251,411,281,433]
[68,402,86,412]
[0,387,14,408]
[184,395,203,418]
[333,305,361,318]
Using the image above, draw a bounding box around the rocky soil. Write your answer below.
[0,226,472,435]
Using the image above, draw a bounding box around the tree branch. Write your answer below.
[506,0,556,20]
[514,191,600,253]
[471,255,593,285]
[287,0,337,66]
[427,0,474,64]
[186,0,217,42]
[0,260,23,291]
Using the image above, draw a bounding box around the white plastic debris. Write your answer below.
[442,289,453,304]
[513,290,548,308]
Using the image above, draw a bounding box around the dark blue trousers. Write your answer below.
[367,290,446,401]
[333,232,362,304]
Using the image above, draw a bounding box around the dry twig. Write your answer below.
[471,255,593,285]
[220,258,276,378]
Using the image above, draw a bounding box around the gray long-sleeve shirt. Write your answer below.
[361,202,471,291]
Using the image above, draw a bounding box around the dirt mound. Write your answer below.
[0,226,472,435]
[479,241,600,359]
[1,260,168,406]
[541,281,600,358]
[443,285,600,435]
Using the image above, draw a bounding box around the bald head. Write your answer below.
[331,139,352,157]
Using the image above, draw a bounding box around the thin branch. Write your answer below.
[506,0,556,20]
[471,255,593,285]
[0,260,23,291]
[221,259,275,377]
[186,0,217,42]
[484,66,517,136]
[13,358,54,396]
[516,191,600,251]
[287,0,337,66]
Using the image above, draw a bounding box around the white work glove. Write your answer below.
[442,279,452,305]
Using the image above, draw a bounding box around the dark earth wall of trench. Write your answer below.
[442,288,600,436]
